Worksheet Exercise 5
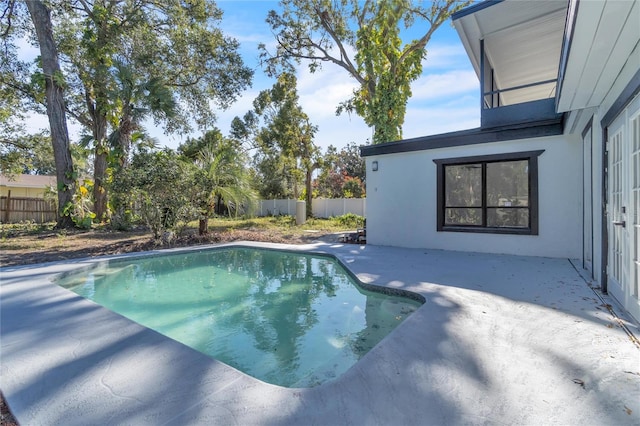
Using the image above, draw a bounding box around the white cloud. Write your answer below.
[210,68,371,152]
[292,53,479,150]
[297,65,359,120]
[313,110,372,151]
[23,114,50,134]
[16,37,40,62]
[421,42,472,70]
[410,70,479,102]
[23,113,85,141]
[403,101,480,140]
[215,88,262,125]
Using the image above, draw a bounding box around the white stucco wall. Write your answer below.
[365,133,583,258]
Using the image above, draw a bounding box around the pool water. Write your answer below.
[56,247,422,387]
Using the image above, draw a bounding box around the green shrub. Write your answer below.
[332,213,364,228]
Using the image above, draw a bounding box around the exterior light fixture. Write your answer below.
[372,160,378,171]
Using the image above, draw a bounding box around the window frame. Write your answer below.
[433,150,544,235]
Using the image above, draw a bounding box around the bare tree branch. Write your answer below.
[0,0,17,38]
[311,5,363,84]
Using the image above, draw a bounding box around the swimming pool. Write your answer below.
[56,247,422,387]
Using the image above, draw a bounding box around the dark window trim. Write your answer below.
[434,150,544,235]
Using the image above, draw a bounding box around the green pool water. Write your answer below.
[56,247,422,387]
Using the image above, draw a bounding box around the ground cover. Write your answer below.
[0,215,361,267]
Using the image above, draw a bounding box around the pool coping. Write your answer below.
[2,241,639,425]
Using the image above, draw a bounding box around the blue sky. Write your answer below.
[208,0,481,152]
[24,1,481,153]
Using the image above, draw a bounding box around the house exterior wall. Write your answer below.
[0,186,49,198]
[365,133,582,258]
[569,110,604,284]
[566,42,640,290]
[570,79,640,323]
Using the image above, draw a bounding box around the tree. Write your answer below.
[240,73,320,217]
[178,128,226,161]
[1,132,55,175]
[260,0,471,144]
[0,77,27,146]
[315,142,365,198]
[189,140,257,235]
[110,149,194,239]
[53,0,252,222]
[2,0,253,223]
[107,60,177,169]
[342,175,365,198]
[252,152,292,199]
[230,112,291,199]
[335,141,366,183]
[23,0,76,228]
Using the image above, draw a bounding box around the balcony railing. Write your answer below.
[479,40,562,129]
[483,78,558,110]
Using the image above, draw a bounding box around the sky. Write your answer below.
[23,0,481,154]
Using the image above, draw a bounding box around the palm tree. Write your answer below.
[109,60,177,168]
[193,141,258,235]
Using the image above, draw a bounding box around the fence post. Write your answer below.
[296,200,306,225]
[4,190,11,223]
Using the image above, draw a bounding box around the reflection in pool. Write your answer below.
[57,247,422,387]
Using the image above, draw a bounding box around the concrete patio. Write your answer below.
[1,241,639,425]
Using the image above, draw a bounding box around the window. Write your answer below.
[434,150,543,235]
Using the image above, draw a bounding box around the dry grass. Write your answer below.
[0,216,360,267]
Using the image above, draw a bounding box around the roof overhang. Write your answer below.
[453,0,568,105]
[360,117,564,158]
[556,0,640,112]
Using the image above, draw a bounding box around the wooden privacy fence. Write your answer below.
[1,196,57,223]
[257,198,366,218]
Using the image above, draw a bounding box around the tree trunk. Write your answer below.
[93,142,108,222]
[116,111,134,168]
[88,91,109,222]
[88,21,112,223]
[198,218,208,235]
[292,172,299,200]
[215,194,222,215]
[26,0,76,229]
[305,168,313,218]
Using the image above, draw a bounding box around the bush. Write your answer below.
[332,213,364,228]
[62,181,96,229]
[110,149,195,239]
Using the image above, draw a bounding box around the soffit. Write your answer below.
[453,0,569,105]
